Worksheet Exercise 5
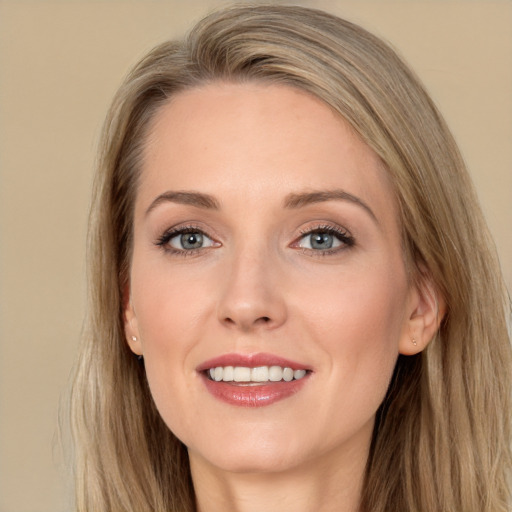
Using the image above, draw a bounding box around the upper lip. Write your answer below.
[197,352,311,372]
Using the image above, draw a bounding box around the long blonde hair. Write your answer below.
[70,5,512,511]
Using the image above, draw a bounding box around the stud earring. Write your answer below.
[412,337,417,346]
[129,336,143,361]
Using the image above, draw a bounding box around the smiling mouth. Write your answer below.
[201,364,311,407]
[198,353,312,406]
[206,365,309,384]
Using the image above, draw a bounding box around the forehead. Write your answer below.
[138,82,397,225]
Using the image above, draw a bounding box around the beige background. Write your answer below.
[0,1,510,511]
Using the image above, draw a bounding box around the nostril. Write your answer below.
[220,313,279,330]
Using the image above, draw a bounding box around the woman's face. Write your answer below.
[125,83,422,475]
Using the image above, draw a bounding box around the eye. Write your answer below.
[294,226,355,253]
[156,227,218,253]
[170,231,214,250]
[301,231,341,250]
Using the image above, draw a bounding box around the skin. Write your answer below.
[125,83,439,512]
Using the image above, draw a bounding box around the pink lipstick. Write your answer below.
[197,352,311,407]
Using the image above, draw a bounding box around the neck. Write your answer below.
[190,441,368,512]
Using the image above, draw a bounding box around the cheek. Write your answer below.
[301,261,407,343]
[128,260,199,406]
[129,252,226,417]
[131,254,211,341]
[298,264,407,397]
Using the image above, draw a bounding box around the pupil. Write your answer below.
[181,233,203,249]
[311,232,333,249]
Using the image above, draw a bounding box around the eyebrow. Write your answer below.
[145,188,377,222]
[284,189,377,222]
[145,191,220,216]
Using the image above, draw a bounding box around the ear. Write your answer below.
[123,284,143,356]
[399,274,446,356]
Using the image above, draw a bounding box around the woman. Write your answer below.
[70,5,512,512]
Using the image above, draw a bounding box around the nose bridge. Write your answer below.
[217,238,286,331]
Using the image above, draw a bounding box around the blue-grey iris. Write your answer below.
[181,233,203,249]
[310,232,334,250]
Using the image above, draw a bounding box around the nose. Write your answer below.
[217,247,287,332]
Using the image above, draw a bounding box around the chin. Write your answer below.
[199,450,304,475]
[188,430,309,475]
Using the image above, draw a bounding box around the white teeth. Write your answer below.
[269,366,283,381]
[283,367,294,382]
[233,366,251,382]
[207,365,307,383]
[214,367,223,382]
[294,369,306,380]
[251,366,269,382]
[222,366,234,382]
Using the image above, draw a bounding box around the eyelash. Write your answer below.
[155,225,213,256]
[296,224,355,256]
[154,224,355,257]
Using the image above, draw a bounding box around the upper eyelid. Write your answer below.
[296,223,354,240]
[159,223,213,238]
[298,224,350,234]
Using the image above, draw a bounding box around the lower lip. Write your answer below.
[201,374,309,407]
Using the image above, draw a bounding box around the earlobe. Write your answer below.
[399,276,446,356]
[123,287,143,356]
